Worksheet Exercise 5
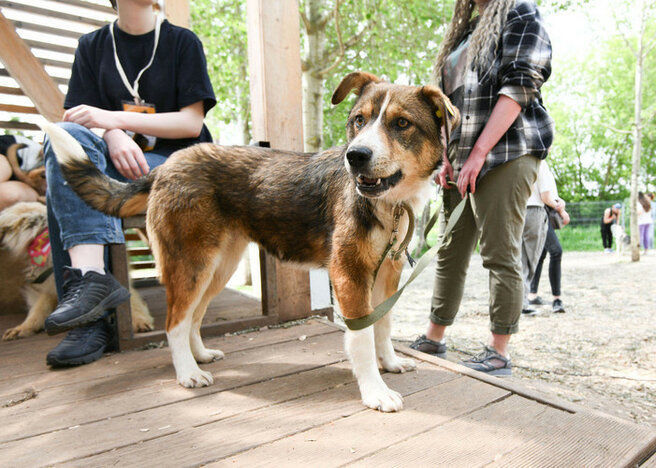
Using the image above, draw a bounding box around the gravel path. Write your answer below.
[388,250,656,428]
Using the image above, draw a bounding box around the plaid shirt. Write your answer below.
[444,0,555,180]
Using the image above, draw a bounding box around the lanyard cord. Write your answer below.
[109,15,162,104]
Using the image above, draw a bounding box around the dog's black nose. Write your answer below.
[346,146,373,169]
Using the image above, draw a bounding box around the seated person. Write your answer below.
[44,0,215,367]
[0,136,43,211]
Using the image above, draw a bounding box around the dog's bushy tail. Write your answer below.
[40,122,154,218]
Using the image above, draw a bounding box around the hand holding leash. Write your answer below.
[436,154,454,189]
[457,150,486,198]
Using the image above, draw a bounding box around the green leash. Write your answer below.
[343,186,468,331]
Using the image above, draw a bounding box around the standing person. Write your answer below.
[43,0,216,367]
[409,0,554,376]
[526,163,570,314]
[601,203,621,253]
[637,192,653,254]
[650,193,656,249]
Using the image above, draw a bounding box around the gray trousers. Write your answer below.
[522,206,548,309]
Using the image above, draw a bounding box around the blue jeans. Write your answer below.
[45,122,167,299]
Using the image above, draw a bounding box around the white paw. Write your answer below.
[361,385,404,412]
[194,348,225,364]
[177,368,214,388]
[381,356,417,374]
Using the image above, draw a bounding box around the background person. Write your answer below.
[43,0,215,367]
[601,203,621,253]
[526,163,570,314]
[637,192,653,254]
[409,0,554,376]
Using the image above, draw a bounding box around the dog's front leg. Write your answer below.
[372,258,416,373]
[331,251,403,412]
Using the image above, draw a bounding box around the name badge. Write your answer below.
[122,100,157,152]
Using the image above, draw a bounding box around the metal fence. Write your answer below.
[566,200,626,227]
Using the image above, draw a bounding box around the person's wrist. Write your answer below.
[469,144,488,163]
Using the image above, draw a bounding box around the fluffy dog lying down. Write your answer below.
[0,202,154,341]
[42,72,458,412]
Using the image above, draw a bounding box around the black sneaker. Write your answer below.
[522,308,539,316]
[552,299,566,313]
[461,346,512,376]
[46,319,114,367]
[409,335,447,358]
[528,296,544,305]
[44,267,130,335]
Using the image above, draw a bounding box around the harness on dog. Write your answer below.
[343,103,465,331]
[27,228,53,284]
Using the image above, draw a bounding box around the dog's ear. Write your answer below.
[331,72,382,105]
[420,85,460,141]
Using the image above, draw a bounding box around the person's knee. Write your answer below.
[0,181,38,210]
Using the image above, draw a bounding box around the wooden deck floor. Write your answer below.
[1,319,654,467]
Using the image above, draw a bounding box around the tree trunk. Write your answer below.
[629,0,645,262]
[302,0,327,152]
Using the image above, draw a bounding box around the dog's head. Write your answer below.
[332,71,459,201]
[0,202,48,253]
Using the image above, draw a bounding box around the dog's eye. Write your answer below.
[354,115,365,129]
[396,118,410,129]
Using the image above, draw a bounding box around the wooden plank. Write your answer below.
[9,19,85,39]
[0,13,65,123]
[0,103,38,114]
[0,361,354,465]
[22,39,77,56]
[61,362,455,466]
[0,120,40,131]
[398,341,580,414]
[0,321,337,407]
[123,215,146,228]
[164,0,189,28]
[0,329,342,443]
[246,0,311,322]
[39,57,74,70]
[219,376,508,467]
[350,395,656,467]
[51,0,116,15]
[0,85,23,95]
[641,453,656,467]
[0,1,108,28]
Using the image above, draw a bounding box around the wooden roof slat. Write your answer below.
[0,121,40,130]
[10,19,85,40]
[0,103,38,114]
[0,0,108,28]
[21,39,77,56]
[39,57,74,69]
[0,68,69,85]
[0,85,23,95]
[50,0,116,15]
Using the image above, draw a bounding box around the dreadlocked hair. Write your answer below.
[432,0,516,83]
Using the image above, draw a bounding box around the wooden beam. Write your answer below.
[164,0,189,28]
[0,68,68,86]
[51,0,116,15]
[0,12,64,122]
[0,103,38,114]
[0,121,40,131]
[0,1,108,28]
[23,39,77,55]
[0,85,23,96]
[11,20,84,40]
[247,0,312,322]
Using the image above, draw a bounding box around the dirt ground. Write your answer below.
[388,250,656,429]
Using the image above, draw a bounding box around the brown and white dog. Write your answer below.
[0,202,154,340]
[41,72,458,412]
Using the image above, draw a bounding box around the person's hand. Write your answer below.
[553,198,566,211]
[104,129,149,180]
[435,152,454,189]
[560,209,570,226]
[64,105,120,130]
[456,150,486,197]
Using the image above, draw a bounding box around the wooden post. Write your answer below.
[246,0,312,321]
[0,11,64,122]
[164,0,190,28]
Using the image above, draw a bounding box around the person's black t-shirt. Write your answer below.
[65,19,216,156]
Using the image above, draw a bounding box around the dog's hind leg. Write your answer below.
[372,258,416,373]
[190,235,249,364]
[162,251,221,388]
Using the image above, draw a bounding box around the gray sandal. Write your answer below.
[409,335,447,358]
[461,346,512,376]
